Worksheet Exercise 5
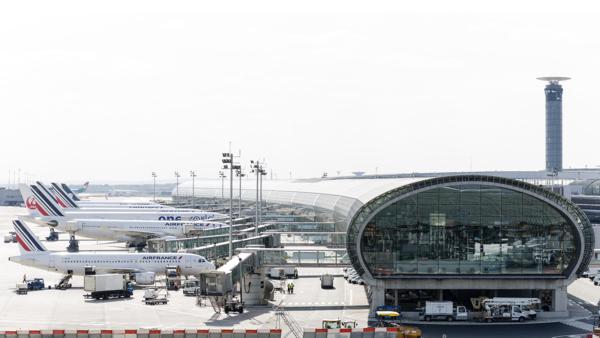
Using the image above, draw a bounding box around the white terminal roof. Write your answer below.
[176,169,600,222]
[177,177,429,223]
[178,177,427,204]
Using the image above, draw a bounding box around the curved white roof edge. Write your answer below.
[176,177,431,205]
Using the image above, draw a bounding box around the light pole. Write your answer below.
[236,168,245,216]
[219,171,226,200]
[250,160,265,236]
[189,171,196,209]
[152,172,157,202]
[174,171,180,204]
[260,168,266,226]
[222,152,241,259]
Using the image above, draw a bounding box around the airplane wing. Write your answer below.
[110,228,167,240]
[104,267,146,274]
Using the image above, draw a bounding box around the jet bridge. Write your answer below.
[198,251,273,313]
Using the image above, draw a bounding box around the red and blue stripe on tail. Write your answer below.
[12,220,47,253]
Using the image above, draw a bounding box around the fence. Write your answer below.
[0,329,282,338]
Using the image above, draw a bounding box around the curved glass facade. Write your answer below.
[360,184,579,277]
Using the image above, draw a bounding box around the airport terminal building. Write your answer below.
[178,174,594,316]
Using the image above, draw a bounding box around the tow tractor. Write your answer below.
[26,278,47,291]
[224,298,244,314]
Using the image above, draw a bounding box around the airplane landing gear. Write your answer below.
[67,234,79,252]
[46,228,59,241]
[127,241,147,252]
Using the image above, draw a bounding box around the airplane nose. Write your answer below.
[9,256,21,263]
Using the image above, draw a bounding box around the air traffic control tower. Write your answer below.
[538,77,570,174]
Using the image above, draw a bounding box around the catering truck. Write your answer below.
[84,274,133,300]
[419,301,468,321]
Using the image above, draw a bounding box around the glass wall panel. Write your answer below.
[360,184,578,277]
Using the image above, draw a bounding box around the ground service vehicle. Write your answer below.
[4,232,16,243]
[269,267,298,279]
[183,279,200,296]
[419,301,468,321]
[320,274,334,289]
[375,310,402,323]
[482,298,540,320]
[143,289,169,305]
[16,283,28,295]
[26,278,46,290]
[481,304,528,322]
[224,299,244,314]
[55,274,73,290]
[322,319,357,329]
[584,268,600,280]
[84,274,133,300]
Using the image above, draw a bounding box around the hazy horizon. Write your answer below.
[2,0,600,184]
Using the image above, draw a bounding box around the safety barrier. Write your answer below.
[0,329,282,338]
[303,327,419,338]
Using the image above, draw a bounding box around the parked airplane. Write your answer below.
[20,184,227,226]
[71,181,89,194]
[50,183,171,210]
[61,183,154,202]
[55,218,228,243]
[8,220,215,282]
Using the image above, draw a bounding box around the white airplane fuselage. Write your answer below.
[38,210,226,225]
[58,219,227,242]
[9,251,214,276]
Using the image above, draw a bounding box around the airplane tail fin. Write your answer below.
[20,184,64,217]
[25,182,65,217]
[12,219,48,254]
[61,183,81,201]
[50,182,79,209]
[81,181,89,192]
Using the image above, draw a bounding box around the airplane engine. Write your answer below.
[132,272,156,285]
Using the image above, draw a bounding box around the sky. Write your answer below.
[1,1,600,184]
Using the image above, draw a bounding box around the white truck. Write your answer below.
[183,278,200,296]
[269,267,298,279]
[483,298,540,320]
[419,301,468,321]
[320,274,334,289]
[84,274,133,300]
[481,304,529,322]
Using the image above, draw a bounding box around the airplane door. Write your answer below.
[184,256,192,269]
[48,256,56,270]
